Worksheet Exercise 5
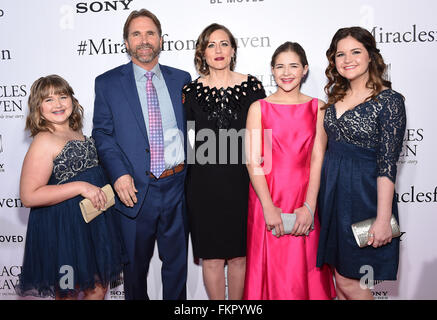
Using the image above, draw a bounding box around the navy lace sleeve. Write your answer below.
[376,91,406,183]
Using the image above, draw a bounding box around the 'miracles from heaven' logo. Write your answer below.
[0,134,3,173]
[398,128,423,165]
[1,49,10,61]
[0,85,27,119]
[395,186,437,203]
[372,25,437,44]
[0,265,21,293]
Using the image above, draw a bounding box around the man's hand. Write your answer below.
[114,174,138,207]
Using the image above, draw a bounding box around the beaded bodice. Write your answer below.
[52,137,99,184]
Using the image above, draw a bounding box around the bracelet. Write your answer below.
[303,201,314,218]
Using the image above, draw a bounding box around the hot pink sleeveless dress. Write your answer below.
[244,98,336,300]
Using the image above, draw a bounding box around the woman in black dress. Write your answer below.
[183,23,265,299]
[316,27,406,300]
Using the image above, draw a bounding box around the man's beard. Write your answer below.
[129,43,161,63]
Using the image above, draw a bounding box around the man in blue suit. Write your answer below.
[92,9,191,300]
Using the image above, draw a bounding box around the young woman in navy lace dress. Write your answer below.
[16,75,126,299]
[316,27,406,300]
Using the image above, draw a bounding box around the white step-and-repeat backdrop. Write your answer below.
[0,0,436,300]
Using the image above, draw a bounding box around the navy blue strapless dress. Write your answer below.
[16,137,127,298]
[316,89,406,280]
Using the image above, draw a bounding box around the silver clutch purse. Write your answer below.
[351,214,400,248]
[272,212,314,236]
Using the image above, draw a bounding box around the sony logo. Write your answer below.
[76,0,133,14]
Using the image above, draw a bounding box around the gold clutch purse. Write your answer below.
[79,184,115,223]
[351,214,401,248]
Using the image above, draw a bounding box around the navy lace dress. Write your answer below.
[316,89,406,280]
[16,137,127,298]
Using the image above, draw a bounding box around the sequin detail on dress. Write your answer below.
[183,75,264,129]
[53,137,99,184]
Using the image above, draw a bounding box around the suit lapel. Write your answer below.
[119,62,148,141]
[160,64,185,132]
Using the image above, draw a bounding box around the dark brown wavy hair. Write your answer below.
[324,26,391,107]
[25,75,83,137]
[194,23,237,76]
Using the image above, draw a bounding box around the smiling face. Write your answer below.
[203,29,235,72]
[334,35,371,83]
[272,50,308,92]
[125,16,162,68]
[39,90,73,128]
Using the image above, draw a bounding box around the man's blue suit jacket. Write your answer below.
[92,61,191,218]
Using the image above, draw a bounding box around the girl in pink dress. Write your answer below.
[244,42,336,299]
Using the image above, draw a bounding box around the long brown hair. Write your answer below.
[324,26,391,107]
[26,75,83,137]
[194,23,237,76]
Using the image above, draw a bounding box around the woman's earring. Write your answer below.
[201,58,207,72]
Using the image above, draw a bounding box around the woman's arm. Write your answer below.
[292,99,328,235]
[368,92,406,247]
[367,177,395,247]
[245,101,283,237]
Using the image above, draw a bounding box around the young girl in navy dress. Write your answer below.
[16,75,126,300]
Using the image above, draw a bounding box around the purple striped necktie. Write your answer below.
[145,71,165,178]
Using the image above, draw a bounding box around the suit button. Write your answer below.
[146,148,150,153]
[146,171,150,175]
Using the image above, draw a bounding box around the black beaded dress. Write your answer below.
[316,89,406,280]
[183,75,266,259]
[16,137,127,298]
